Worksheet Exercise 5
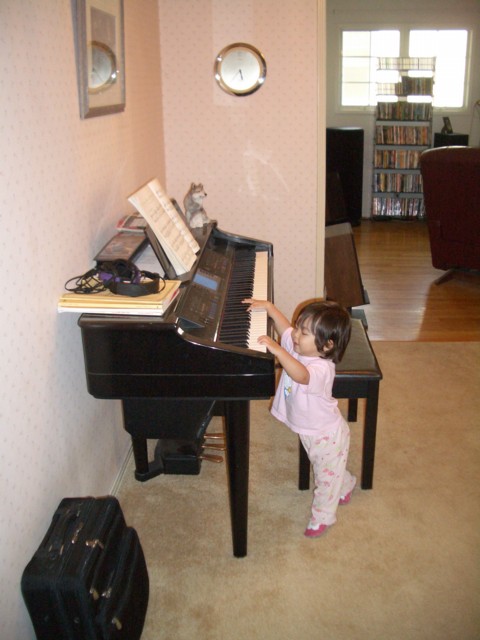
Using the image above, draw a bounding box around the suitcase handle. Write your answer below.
[47,509,84,558]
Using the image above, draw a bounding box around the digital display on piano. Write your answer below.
[193,272,220,291]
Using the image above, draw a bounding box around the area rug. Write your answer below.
[117,341,480,640]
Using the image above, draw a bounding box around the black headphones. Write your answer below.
[65,260,163,297]
[98,260,162,297]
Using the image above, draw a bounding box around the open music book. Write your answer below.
[128,178,200,275]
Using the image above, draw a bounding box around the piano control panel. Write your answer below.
[175,247,232,329]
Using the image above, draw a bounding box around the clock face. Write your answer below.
[88,41,117,93]
[215,43,266,96]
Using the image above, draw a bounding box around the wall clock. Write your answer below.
[214,43,267,96]
[89,41,117,93]
[73,0,125,118]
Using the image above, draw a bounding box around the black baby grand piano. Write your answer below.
[79,223,275,557]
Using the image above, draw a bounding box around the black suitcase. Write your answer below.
[21,496,149,640]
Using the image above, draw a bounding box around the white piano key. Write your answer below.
[248,252,269,352]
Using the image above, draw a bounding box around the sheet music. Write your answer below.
[128,179,199,274]
[148,180,199,253]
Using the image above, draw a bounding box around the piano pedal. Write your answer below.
[201,442,226,451]
[199,453,223,464]
[203,432,225,440]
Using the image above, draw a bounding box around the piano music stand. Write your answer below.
[298,318,382,491]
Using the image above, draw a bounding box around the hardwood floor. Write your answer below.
[352,220,480,341]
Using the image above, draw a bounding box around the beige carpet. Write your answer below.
[117,342,480,640]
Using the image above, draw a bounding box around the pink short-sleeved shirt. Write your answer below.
[270,327,345,436]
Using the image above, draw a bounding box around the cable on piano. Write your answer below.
[64,261,165,297]
[64,268,106,294]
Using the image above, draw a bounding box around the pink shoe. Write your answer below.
[304,524,330,538]
[339,489,353,505]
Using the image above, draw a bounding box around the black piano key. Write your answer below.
[217,247,264,348]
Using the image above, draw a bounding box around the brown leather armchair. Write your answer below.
[420,146,480,283]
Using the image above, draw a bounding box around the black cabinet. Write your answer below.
[326,127,363,226]
[434,133,469,147]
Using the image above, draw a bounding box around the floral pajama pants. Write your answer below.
[299,419,356,528]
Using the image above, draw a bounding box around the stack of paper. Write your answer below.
[58,280,181,316]
[115,213,148,234]
[128,179,199,275]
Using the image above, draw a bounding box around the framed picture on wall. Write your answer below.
[73,0,125,118]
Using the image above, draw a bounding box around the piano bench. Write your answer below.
[298,318,382,491]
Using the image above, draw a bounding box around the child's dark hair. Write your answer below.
[296,300,351,363]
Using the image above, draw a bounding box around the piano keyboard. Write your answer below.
[249,252,268,352]
[219,250,269,352]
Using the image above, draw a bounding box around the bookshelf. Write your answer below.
[372,57,435,220]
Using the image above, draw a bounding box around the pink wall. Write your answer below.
[157,0,323,318]
[0,2,166,636]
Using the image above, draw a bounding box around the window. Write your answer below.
[342,31,400,106]
[409,30,468,108]
[341,29,469,109]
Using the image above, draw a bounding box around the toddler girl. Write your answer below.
[243,298,356,537]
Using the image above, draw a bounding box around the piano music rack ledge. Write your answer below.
[298,318,382,491]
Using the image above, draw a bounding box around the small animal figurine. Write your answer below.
[183,183,210,228]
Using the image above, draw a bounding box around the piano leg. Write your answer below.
[224,400,250,558]
[131,436,156,481]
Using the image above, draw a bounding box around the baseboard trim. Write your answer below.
[110,445,133,496]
